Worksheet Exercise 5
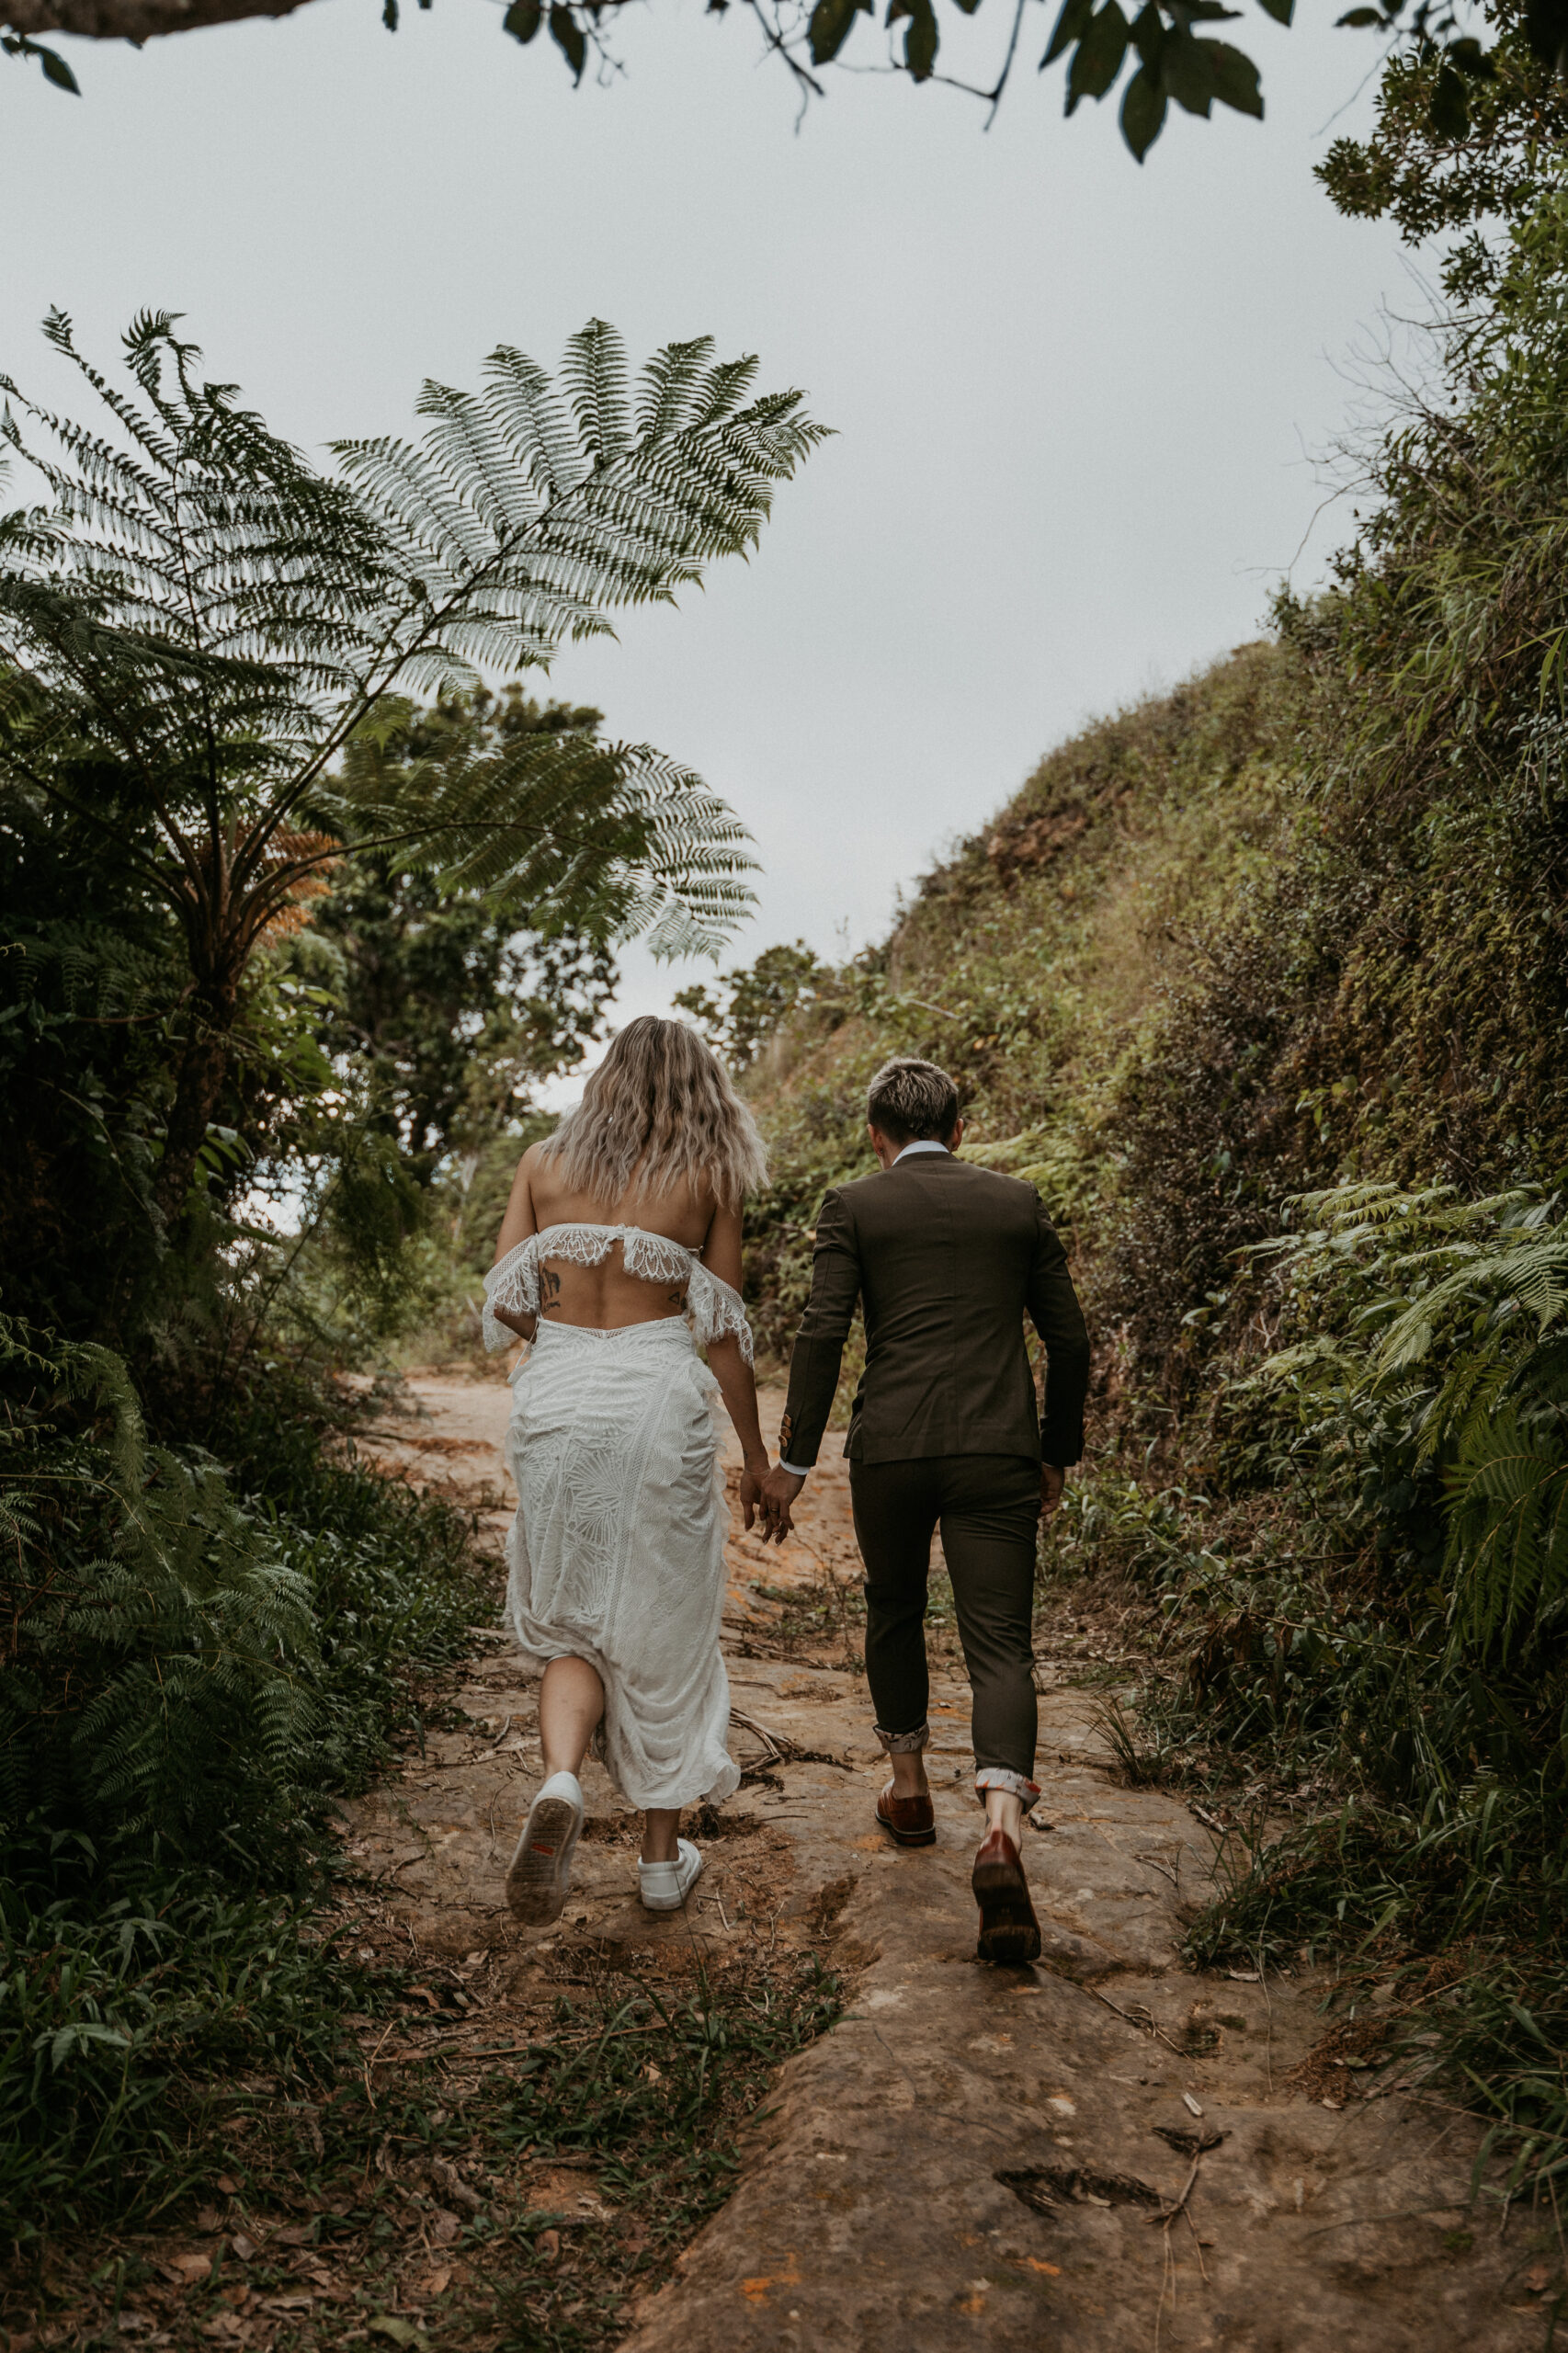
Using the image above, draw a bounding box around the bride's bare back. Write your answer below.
[491,1143,741,1336]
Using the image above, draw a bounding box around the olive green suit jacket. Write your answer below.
[778,1151,1091,1472]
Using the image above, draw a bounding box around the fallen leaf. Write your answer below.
[260,2295,314,2314]
[430,2157,483,2213]
[196,2207,223,2233]
[1225,1969,1260,1983]
[429,2209,462,2247]
[159,2254,212,2288]
[272,2224,316,2247]
[367,2319,425,2348]
[199,2317,245,2342]
[1181,2093,1204,2119]
[1321,2097,1344,2111]
[413,2270,451,2300]
[404,1987,440,2009]
[1018,2257,1062,2277]
[228,2234,258,2264]
[1528,2264,1551,2294]
[536,2229,561,2265]
[215,2176,240,2197]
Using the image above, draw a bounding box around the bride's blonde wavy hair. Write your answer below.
[540,1016,767,1212]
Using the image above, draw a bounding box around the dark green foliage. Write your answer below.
[0,1854,382,2243]
[316,688,618,1184]
[0,1317,486,2241]
[0,776,187,1342]
[1319,0,1568,300]
[1,309,820,1234]
[1065,1181,1568,2176]
[0,1316,318,1860]
[1104,188,1568,1376]
[673,938,832,1074]
[0,1313,484,1868]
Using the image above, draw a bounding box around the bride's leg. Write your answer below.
[539,1655,605,1776]
[642,1807,680,1865]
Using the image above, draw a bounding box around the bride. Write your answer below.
[483,1016,773,1924]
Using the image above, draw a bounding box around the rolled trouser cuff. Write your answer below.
[875,1721,930,1756]
[975,1767,1040,1811]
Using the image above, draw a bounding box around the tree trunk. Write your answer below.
[4,0,312,36]
[153,1000,235,1232]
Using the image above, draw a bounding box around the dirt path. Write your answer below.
[353,1370,1551,2352]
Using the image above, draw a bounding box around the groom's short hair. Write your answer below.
[866,1057,960,1145]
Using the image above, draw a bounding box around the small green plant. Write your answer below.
[0,1322,489,2243]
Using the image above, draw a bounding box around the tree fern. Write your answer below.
[1258,1181,1568,1665]
[0,311,827,1218]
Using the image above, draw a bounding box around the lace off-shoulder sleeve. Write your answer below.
[483,1238,540,1354]
[687,1262,755,1365]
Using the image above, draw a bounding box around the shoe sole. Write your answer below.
[876,1808,937,1847]
[973,1856,1042,1965]
[506,1795,579,1925]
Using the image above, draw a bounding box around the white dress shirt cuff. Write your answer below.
[779,1460,811,1478]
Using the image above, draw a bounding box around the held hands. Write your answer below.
[738,1453,801,1545]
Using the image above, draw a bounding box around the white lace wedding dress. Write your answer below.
[482,1225,750,1812]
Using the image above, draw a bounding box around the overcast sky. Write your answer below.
[5,0,1411,1094]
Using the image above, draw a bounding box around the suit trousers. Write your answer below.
[848,1453,1040,1781]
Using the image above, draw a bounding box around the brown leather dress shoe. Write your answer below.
[972,1825,1041,1963]
[876,1781,937,1847]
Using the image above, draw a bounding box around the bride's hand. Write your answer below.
[757,1463,805,1544]
[738,1455,769,1532]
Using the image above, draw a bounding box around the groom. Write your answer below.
[758,1057,1090,1964]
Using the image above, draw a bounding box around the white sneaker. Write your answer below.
[506,1771,585,1925]
[638,1838,703,1913]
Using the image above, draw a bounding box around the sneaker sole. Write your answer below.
[506,1796,580,1925]
[973,1857,1042,1966]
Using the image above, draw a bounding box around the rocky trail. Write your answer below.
[340,1369,1551,2353]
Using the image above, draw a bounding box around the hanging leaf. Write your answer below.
[1427,60,1471,138]
[809,0,871,63]
[1120,59,1168,154]
[1041,0,1093,68]
[1161,27,1216,112]
[1208,40,1263,114]
[504,0,543,41]
[1130,1,1165,72]
[1255,0,1293,19]
[1448,35,1495,78]
[35,41,81,92]
[903,0,938,79]
[548,2,586,79]
[1065,0,1130,111]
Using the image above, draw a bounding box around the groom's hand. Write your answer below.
[1040,1462,1065,1517]
[759,1464,806,1543]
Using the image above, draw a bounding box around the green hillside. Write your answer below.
[711,183,1568,2194]
[737,638,1301,1372]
